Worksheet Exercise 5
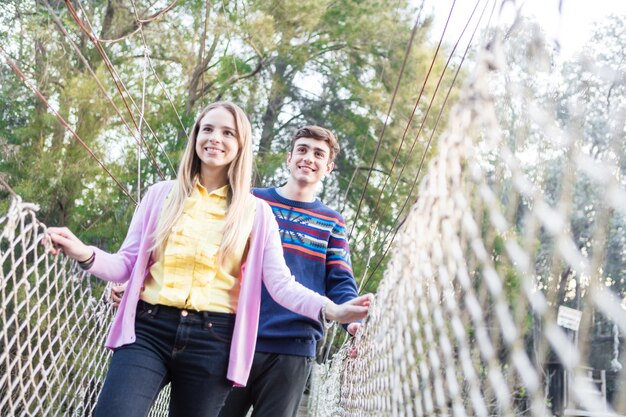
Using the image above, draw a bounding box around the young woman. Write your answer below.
[47,101,371,417]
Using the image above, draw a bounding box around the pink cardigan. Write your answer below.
[88,181,326,386]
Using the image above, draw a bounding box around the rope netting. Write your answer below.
[0,197,170,416]
[308,15,626,417]
[1,6,625,417]
[1,197,106,415]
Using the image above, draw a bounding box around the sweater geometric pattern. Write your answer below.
[268,201,352,272]
[252,187,359,357]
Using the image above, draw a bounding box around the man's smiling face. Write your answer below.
[287,137,334,185]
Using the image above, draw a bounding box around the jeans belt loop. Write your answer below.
[150,303,160,317]
[201,311,212,328]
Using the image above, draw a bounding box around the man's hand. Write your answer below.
[347,322,362,336]
[109,283,127,308]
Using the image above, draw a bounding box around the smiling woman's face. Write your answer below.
[194,106,240,175]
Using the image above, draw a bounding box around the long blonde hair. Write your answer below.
[152,101,253,263]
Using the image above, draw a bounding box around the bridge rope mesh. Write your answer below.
[1,9,625,417]
[0,198,170,416]
[1,198,104,415]
[307,22,626,417]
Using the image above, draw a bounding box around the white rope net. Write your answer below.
[0,197,106,416]
[0,197,170,416]
[309,14,626,417]
[1,7,625,417]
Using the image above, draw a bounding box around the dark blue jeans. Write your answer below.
[93,300,235,417]
[218,352,313,417]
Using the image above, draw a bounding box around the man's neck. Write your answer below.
[278,180,316,203]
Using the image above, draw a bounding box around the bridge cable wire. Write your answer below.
[64,0,172,178]
[129,0,184,196]
[360,0,494,292]
[72,0,174,175]
[349,0,462,258]
[71,0,169,177]
[130,0,188,137]
[133,0,149,201]
[346,2,427,240]
[356,0,485,266]
[338,0,412,216]
[200,0,211,109]
[0,46,137,205]
[358,0,459,245]
[42,0,170,180]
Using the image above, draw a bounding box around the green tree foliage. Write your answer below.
[1,0,461,289]
[0,1,133,249]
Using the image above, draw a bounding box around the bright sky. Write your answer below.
[424,0,626,58]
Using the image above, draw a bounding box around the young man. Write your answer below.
[218,126,361,417]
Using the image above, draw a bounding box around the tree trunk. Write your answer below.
[556,266,572,307]
[258,59,290,158]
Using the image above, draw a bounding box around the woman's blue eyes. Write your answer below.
[202,127,235,137]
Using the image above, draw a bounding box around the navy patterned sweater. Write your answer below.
[252,187,359,357]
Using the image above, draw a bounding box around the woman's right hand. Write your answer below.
[46,227,93,262]
[324,294,373,324]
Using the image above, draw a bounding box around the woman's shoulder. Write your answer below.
[248,195,277,235]
[251,194,272,215]
[143,180,176,199]
[148,180,176,192]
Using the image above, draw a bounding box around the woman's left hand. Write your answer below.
[46,226,93,262]
[324,294,373,324]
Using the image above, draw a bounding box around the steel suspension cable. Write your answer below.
[360,0,494,292]
[0,47,137,205]
[73,0,174,175]
[357,0,482,259]
[129,0,180,169]
[350,0,458,252]
[43,0,169,180]
[200,0,211,108]
[65,0,172,177]
[339,0,421,215]
[137,22,149,201]
[346,6,424,239]
[129,0,187,137]
[366,0,457,232]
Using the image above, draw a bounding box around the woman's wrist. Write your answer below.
[319,300,336,330]
[321,300,336,322]
[77,249,95,270]
[77,249,94,263]
[319,301,328,322]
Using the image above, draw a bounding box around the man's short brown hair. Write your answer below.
[290,126,340,162]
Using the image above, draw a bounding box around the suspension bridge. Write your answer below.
[1,1,625,416]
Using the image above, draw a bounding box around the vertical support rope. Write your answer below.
[138,44,149,201]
